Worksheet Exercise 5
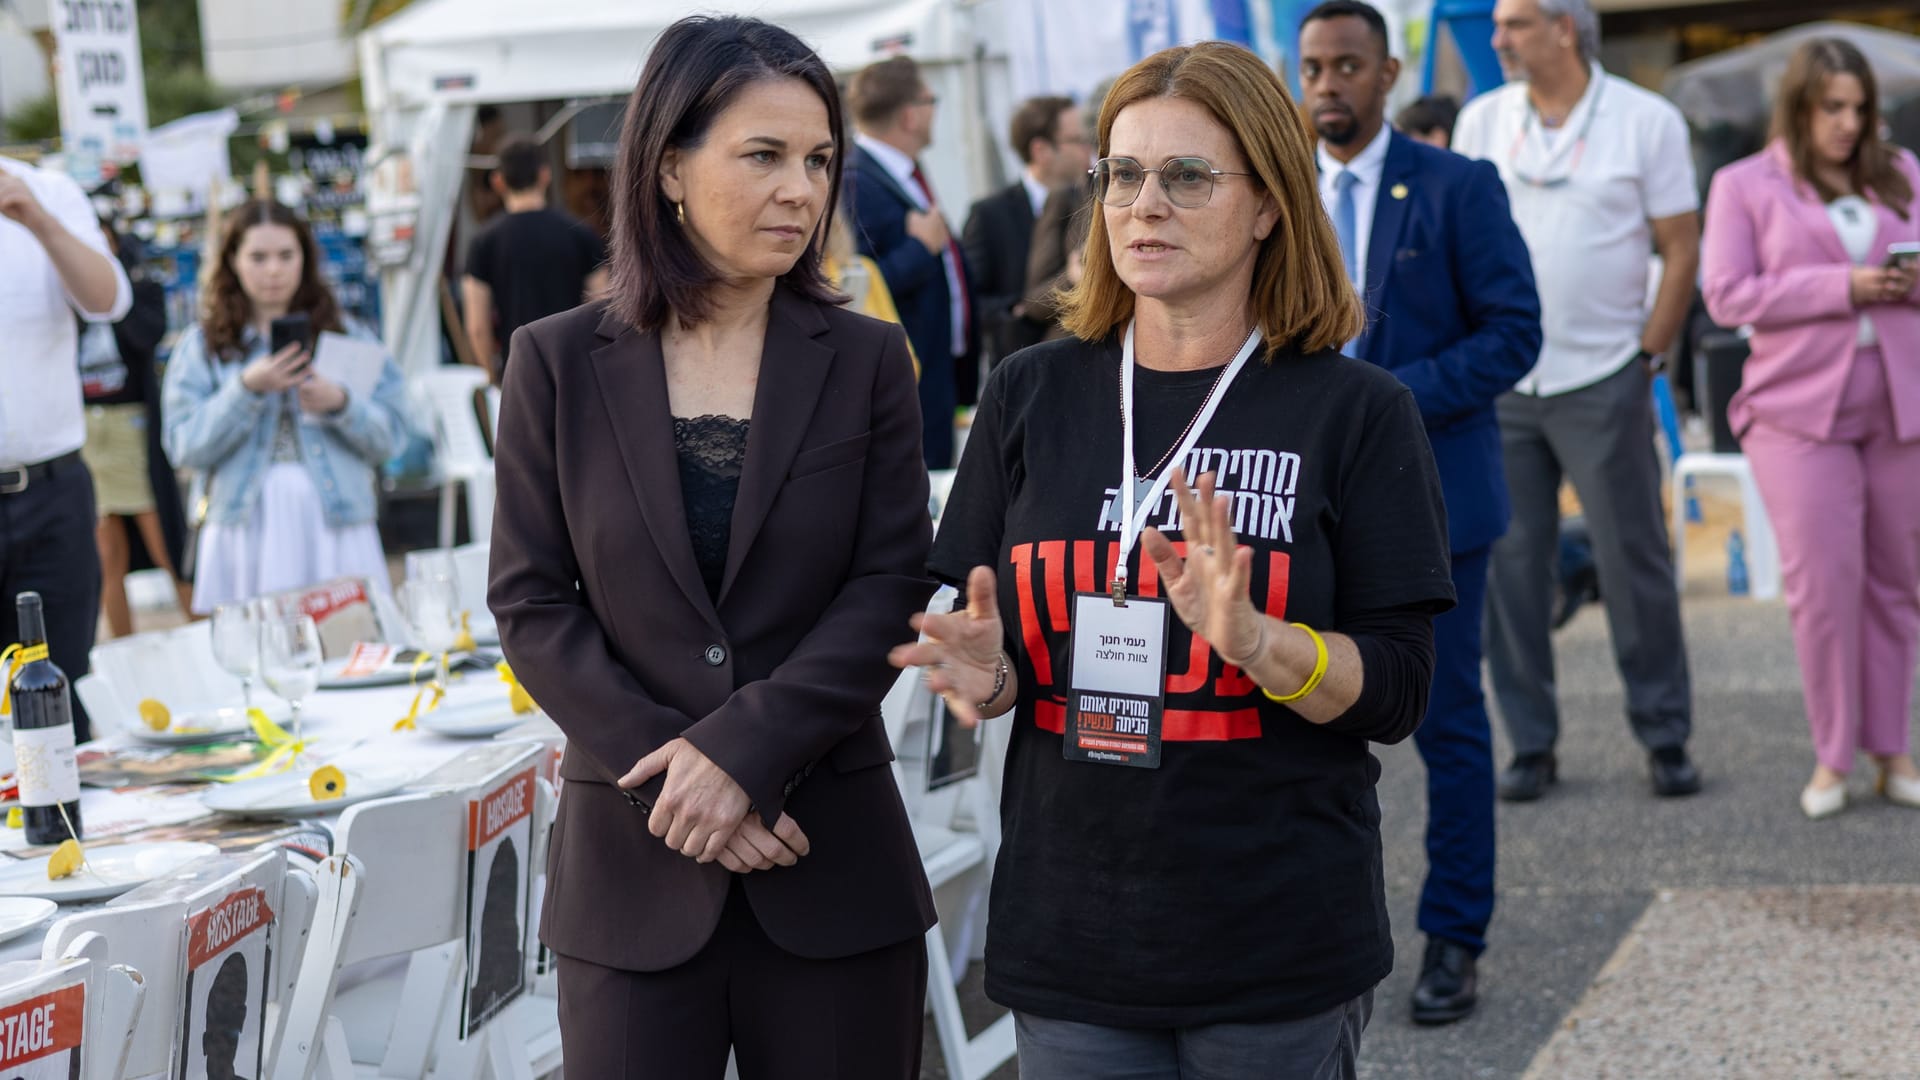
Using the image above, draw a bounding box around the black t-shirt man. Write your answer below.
[464,208,605,378]
[931,335,1454,1028]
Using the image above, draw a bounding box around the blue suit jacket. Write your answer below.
[844,145,959,376]
[1352,131,1541,555]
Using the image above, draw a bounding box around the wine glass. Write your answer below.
[259,614,323,751]
[210,602,260,711]
[399,578,458,687]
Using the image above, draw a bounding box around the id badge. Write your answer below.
[1064,592,1170,768]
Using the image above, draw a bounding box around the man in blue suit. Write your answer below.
[1300,0,1541,1026]
[845,55,973,468]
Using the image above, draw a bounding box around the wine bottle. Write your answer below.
[8,593,81,846]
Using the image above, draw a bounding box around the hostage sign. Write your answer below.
[52,0,149,183]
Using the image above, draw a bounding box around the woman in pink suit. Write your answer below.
[1702,38,1920,819]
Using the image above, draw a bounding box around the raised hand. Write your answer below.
[889,565,1008,727]
[1141,469,1267,667]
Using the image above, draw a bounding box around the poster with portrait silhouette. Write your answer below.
[462,767,535,1037]
[0,962,84,1080]
[177,886,274,1080]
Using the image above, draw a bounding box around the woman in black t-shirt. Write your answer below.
[891,42,1453,1078]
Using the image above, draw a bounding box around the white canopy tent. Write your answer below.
[356,0,1014,373]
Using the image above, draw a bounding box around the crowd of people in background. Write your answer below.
[6,0,1920,1075]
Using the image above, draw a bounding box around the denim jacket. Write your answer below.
[162,319,411,527]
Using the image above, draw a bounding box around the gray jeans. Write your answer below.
[1013,990,1373,1080]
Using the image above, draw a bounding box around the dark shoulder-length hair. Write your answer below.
[1058,42,1363,358]
[201,200,344,360]
[1774,37,1912,219]
[608,15,846,332]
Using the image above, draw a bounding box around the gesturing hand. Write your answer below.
[620,738,751,863]
[1142,469,1267,667]
[717,813,811,874]
[297,374,349,415]
[889,566,1005,727]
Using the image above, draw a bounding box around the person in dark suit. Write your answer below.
[961,95,1092,374]
[487,16,937,1079]
[1301,0,1541,1027]
[845,55,971,467]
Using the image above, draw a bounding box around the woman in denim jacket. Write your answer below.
[163,200,410,613]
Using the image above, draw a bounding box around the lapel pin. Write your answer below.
[1391,183,1409,200]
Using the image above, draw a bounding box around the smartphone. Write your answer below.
[1885,241,1920,270]
[269,313,313,369]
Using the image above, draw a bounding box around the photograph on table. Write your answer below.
[0,962,85,1080]
[462,767,535,1036]
[176,885,275,1080]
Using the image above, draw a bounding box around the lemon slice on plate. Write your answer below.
[46,840,84,881]
[138,698,171,732]
[309,766,347,802]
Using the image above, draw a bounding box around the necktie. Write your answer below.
[911,163,972,347]
[1332,169,1359,286]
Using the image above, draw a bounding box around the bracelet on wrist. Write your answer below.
[975,651,1010,714]
[1261,623,1329,705]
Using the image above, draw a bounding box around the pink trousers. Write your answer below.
[1743,347,1920,773]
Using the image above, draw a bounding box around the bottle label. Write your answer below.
[14,726,79,806]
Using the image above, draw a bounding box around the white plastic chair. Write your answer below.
[276,741,559,1080]
[880,669,1016,1080]
[42,847,312,1079]
[0,952,142,1080]
[1669,451,1781,600]
[419,366,495,549]
[87,620,241,738]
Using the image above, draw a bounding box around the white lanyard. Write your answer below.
[1113,319,1260,602]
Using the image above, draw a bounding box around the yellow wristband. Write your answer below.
[1260,623,1328,704]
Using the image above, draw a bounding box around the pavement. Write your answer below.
[928,486,1920,1079]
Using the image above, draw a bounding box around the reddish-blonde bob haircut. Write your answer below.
[1058,41,1363,357]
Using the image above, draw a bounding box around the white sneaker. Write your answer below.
[1878,771,1920,809]
[1800,782,1846,820]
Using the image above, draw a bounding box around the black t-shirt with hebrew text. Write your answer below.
[930,334,1454,1028]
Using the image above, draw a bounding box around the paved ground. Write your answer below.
[926,491,1920,1079]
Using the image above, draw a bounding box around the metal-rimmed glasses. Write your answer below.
[1090,156,1255,208]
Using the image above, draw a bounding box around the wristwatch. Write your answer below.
[1634,348,1666,375]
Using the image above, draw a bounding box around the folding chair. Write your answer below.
[42,847,314,1080]
[277,741,559,1080]
[881,669,1016,1080]
[418,366,495,549]
[0,952,141,1080]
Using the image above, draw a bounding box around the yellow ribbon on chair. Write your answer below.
[496,662,537,715]
[393,653,446,732]
[217,708,308,782]
[0,643,49,717]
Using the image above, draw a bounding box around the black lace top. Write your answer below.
[674,415,750,600]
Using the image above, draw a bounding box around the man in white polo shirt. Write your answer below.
[1453,0,1702,802]
[1,156,132,742]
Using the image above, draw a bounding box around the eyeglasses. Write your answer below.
[1090,156,1255,208]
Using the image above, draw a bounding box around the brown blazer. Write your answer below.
[488,287,938,972]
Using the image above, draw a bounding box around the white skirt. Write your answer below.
[192,463,391,614]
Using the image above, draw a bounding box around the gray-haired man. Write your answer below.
[1452,0,1704,801]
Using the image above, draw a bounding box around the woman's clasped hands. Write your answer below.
[239,342,349,414]
[619,739,812,875]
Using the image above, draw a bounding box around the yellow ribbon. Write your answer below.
[393,653,446,732]
[496,662,537,715]
[452,612,477,653]
[216,708,307,782]
[0,643,49,717]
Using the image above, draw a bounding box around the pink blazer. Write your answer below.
[1701,141,1920,442]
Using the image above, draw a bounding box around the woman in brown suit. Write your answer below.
[487,15,936,1077]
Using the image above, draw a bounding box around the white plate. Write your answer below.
[0,842,221,903]
[125,702,292,746]
[0,898,56,944]
[200,767,414,818]
[421,699,525,739]
[319,651,474,690]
